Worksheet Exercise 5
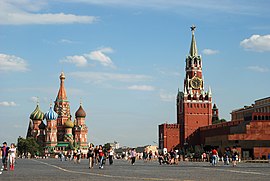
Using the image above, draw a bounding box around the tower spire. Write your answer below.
[189,25,198,57]
[56,72,67,100]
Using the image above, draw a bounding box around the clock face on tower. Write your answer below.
[190,77,202,89]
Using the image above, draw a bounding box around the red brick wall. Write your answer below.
[180,102,212,145]
[254,147,270,159]
[229,121,270,140]
[159,124,180,151]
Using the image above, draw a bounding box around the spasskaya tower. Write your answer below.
[177,25,213,146]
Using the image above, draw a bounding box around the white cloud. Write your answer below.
[85,47,115,68]
[69,71,152,83]
[202,49,219,55]
[30,96,49,103]
[0,54,29,72]
[60,55,88,67]
[0,0,97,25]
[128,85,155,91]
[30,96,39,103]
[61,47,115,68]
[247,66,269,73]
[159,91,175,102]
[240,35,270,52]
[59,39,75,44]
[0,101,17,107]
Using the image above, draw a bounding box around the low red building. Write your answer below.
[184,97,270,159]
[159,123,180,152]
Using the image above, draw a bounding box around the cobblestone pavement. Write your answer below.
[1,158,270,181]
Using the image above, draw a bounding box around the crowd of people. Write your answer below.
[1,140,241,173]
[208,147,239,167]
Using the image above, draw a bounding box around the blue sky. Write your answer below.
[0,0,269,147]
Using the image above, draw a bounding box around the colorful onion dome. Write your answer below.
[30,104,44,120]
[39,121,46,129]
[45,105,58,120]
[75,104,86,118]
[64,119,74,128]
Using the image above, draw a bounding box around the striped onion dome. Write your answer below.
[45,105,58,120]
[64,118,74,128]
[30,104,44,120]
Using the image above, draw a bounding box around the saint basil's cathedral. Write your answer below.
[26,72,88,154]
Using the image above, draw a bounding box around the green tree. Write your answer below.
[212,118,227,125]
[17,137,43,158]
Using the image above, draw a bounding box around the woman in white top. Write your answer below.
[9,143,16,171]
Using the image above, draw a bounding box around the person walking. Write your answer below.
[94,145,99,165]
[108,146,114,165]
[130,148,137,165]
[87,144,94,169]
[232,147,239,167]
[143,149,148,162]
[1,142,9,171]
[211,148,218,166]
[224,147,230,165]
[76,148,81,164]
[9,143,16,171]
[98,145,105,169]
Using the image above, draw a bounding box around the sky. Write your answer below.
[0,0,269,147]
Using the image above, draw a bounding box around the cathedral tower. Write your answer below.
[29,103,44,140]
[45,104,58,148]
[177,26,212,146]
[54,72,71,141]
[74,103,88,149]
[64,117,74,143]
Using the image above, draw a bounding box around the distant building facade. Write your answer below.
[27,72,89,154]
[187,97,270,159]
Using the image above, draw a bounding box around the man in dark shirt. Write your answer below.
[1,142,10,171]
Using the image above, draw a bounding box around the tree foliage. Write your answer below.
[17,136,44,158]
[212,118,227,125]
